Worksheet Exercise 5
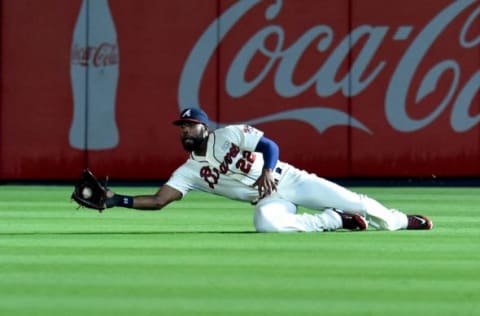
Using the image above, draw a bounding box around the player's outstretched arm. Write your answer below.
[106,185,182,211]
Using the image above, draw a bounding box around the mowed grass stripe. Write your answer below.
[1,264,477,316]
[1,244,477,302]
[0,185,479,316]
[1,296,474,316]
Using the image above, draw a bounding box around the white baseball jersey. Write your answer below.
[166,124,286,202]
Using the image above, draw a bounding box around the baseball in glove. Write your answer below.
[71,169,109,211]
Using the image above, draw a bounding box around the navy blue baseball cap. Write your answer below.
[173,108,209,126]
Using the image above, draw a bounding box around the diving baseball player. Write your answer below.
[103,108,433,232]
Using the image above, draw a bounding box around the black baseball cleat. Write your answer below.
[406,215,433,230]
[334,210,368,231]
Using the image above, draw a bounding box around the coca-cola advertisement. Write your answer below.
[0,0,479,180]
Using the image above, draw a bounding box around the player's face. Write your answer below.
[179,122,208,152]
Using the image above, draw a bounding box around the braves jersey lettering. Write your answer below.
[200,166,219,189]
[201,145,258,189]
[219,143,241,174]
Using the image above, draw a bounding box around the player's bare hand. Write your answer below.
[253,168,277,198]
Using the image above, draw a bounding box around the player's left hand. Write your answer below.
[71,169,109,211]
[253,168,277,199]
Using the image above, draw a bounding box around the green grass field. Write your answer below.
[0,185,479,316]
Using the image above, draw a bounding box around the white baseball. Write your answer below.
[82,187,92,199]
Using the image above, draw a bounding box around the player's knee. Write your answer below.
[253,207,280,233]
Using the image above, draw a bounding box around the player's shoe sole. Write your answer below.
[406,215,433,230]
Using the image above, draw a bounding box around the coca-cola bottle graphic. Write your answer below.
[69,0,119,150]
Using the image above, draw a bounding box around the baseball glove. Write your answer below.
[71,169,108,211]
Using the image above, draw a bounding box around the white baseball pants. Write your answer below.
[253,165,408,232]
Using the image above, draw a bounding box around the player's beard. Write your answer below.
[181,134,206,153]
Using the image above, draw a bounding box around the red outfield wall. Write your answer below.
[1,0,479,180]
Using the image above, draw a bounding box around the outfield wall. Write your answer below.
[1,0,479,180]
